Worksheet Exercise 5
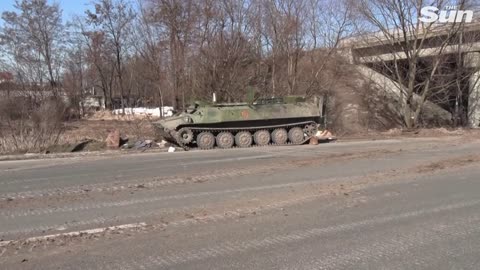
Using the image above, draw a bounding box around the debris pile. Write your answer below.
[121,140,155,151]
[316,130,336,142]
[106,130,121,148]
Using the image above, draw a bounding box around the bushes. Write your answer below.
[0,98,67,154]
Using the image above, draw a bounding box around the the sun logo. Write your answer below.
[419,6,474,23]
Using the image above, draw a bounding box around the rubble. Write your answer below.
[105,130,120,148]
[120,139,160,151]
[316,130,336,142]
[309,137,319,145]
[157,140,168,148]
[132,140,154,151]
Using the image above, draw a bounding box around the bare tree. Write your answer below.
[190,0,259,102]
[353,0,476,128]
[86,0,135,113]
[131,1,168,115]
[303,0,353,96]
[63,36,86,116]
[148,0,199,110]
[0,0,68,153]
[72,16,117,110]
[0,0,65,97]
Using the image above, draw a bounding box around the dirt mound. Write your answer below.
[379,128,465,137]
[61,120,157,145]
[417,128,465,136]
[337,127,475,141]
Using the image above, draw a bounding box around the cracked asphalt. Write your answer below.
[1,136,480,269]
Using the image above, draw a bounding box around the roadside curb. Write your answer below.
[0,148,173,162]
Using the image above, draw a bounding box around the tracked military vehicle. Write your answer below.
[153,96,325,149]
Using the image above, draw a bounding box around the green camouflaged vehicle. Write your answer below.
[153,96,325,149]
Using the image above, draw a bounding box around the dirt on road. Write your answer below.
[1,136,480,269]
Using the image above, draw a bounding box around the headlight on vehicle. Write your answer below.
[184,116,192,123]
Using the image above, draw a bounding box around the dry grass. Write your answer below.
[0,99,67,154]
[60,119,157,145]
[0,97,161,155]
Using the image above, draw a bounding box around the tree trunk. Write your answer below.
[157,84,164,118]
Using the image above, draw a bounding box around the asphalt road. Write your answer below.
[1,136,480,269]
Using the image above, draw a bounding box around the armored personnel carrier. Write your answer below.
[153,96,325,149]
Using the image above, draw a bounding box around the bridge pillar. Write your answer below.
[465,52,480,128]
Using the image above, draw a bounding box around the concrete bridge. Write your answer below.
[342,22,480,127]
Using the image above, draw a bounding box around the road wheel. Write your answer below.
[216,132,235,149]
[176,128,194,145]
[254,130,270,146]
[288,127,305,144]
[235,131,253,148]
[197,132,215,149]
[303,123,318,137]
[271,128,288,145]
